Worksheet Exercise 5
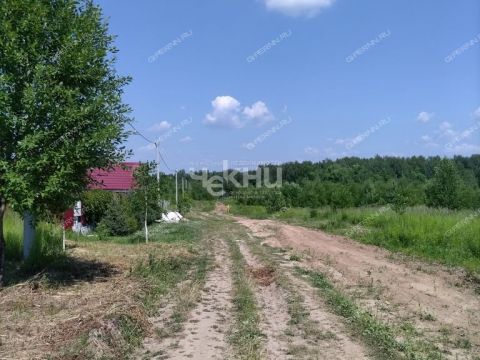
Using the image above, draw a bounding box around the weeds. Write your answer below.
[227,235,263,360]
[237,205,480,273]
[297,267,444,360]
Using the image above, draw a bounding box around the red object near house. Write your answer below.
[64,208,74,230]
[88,162,141,192]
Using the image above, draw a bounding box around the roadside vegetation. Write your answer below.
[0,213,207,359]
[230,204,480,273]
[226,229,264,360]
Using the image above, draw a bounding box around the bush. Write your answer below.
[97,195,139,237]
[264,189,287,213]
[426,159,463,209]
[82,190,114,225]
[178,194,193,215]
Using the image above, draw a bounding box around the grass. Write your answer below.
[296,267,444,360]
[131,220,207,313]
[226,231,263,360]
[233,204,480,273]
[229,204,269,219]
[4,209,66,282]
[242,232,334,356]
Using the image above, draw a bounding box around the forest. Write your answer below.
[188,155,480,211]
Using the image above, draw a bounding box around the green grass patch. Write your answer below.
[226,234,263,360]
[229,204,269,219]
[4,210,67,283]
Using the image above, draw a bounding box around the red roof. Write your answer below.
[88,162,140,191]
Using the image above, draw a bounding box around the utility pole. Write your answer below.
[155,141,160,198]
[175,170,178,207]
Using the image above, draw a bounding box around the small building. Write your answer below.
[65,162,140,232]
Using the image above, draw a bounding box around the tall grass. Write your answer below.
[4,209,64,270]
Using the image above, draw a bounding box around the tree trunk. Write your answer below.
[23,211,35,260]
[144,196,149,244]
[0,197,7,287]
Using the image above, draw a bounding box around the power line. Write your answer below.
[128,121,174,173]
[159,151,173,173]
[128,122,155,144]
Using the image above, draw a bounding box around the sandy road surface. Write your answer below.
[236,217,480,359]
[138,238,233,360]
[237,237,370,359]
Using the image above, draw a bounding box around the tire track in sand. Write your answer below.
[138,238,233,360]
[237,237,370,360]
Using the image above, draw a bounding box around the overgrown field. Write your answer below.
[230,204,480,273]
[0,213,210,359]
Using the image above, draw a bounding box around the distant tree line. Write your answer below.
[186,155,480,211]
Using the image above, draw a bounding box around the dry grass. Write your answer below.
[0,238,196,360]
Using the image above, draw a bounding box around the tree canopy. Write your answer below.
[0,0,131,285]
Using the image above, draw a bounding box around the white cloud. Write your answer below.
[445,142,480,155]
[474,107,480,119]
[149,120,172,132]
[204,96,243,128]
[420,119,480,154]
[243,101,273,125]
[420,134,438,147]
[179,136,192,143]
[417,111,434,123]
[204,96,274,128]
[304,146,319,155]
[264,0,335,17]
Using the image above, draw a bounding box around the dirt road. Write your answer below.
[132,214,479,359]
[236,217,480,359]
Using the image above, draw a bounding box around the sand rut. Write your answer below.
[237,238,370,359]
[139,239,233,360]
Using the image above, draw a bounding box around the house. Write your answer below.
[88,162,141,193]
[64,162,141,232]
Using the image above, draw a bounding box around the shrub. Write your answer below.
[264,189,287,213]
[81,190,114,225]
[178,194,193,215]
[426,159,463,209]
[97,195,139,237]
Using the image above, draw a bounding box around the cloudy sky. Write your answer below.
[96,0,480,172]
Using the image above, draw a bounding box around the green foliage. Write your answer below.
[97,195,138,237]
[264,189,287,213]
[0,0,131,217]
[212,156,480,210]
[329,184,353,211]
[227,234,263,360]
[229,204,269,219]
[4,209,64,273]
[81,190,114,225]
[426,160,463,209]
[178,194,193,215]
[130,163,162,226]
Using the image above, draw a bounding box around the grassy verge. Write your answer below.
[4,209,66,280]
[242,233,335,357]
[297,267,443,360]
[231,204,480,273]
[226,232,264,360]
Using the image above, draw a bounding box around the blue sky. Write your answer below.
[96,0,480,172]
